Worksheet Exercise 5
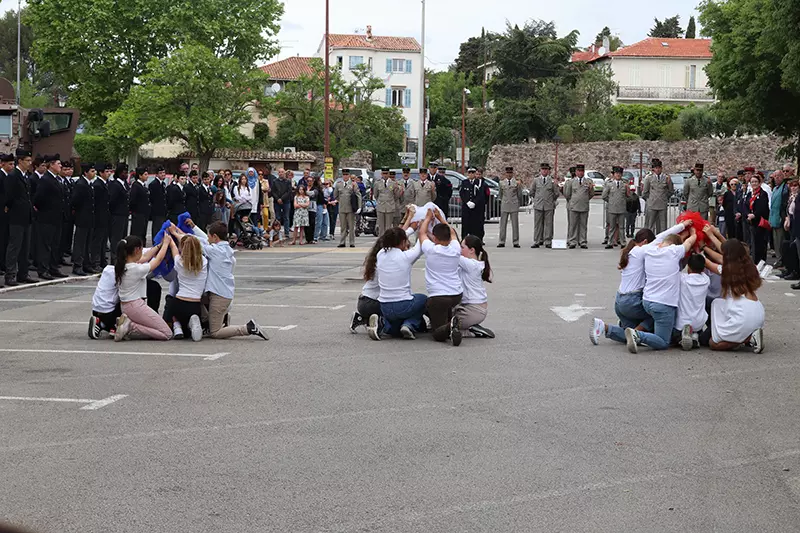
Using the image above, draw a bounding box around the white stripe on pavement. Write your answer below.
[0,394,127,410]
[0,298,345,311]
[0,348,229,361]
[0,319,297,330]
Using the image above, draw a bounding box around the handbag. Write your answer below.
[350,187,360,212]
[758,217,771,230]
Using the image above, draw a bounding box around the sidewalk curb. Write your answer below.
[0,274,100,295]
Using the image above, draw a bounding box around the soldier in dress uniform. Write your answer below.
[166,171,188,224]
[683,162,714,219]
[334,168,361,248]
[4,149,35,286]
[58,160,75,264]
[148,166,168,242]
[0,152,13,281]
[373,166,398,235]
[460,166,490,240]
[185,170,200,223]
[108,163,130,251]
[33,154,67,280]
[390,170,404,226]
[71,163,95,276]
[28,155,46,272]
[399,167,417,212]
[198,171,214,231]
[603,166,629,248]
[90,163,113,271]
[641,158,674,233]
[564,164,593,249]
[129,167,151,242]
[531,162,559,248]
[415,168,436,205]
[498,166,523,248]
[433,165,453,217]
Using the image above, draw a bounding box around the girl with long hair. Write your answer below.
[113,235,173,341]
[591,220,691,345]
[291,185,310,245]
[212,175,232,222]
[310,176,326,243]
[454,234,495,339]
[349,236,384,333]
[165,229,209,341]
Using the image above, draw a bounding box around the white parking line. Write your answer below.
[233,303,345,310]
[0,394,127,410]
[0,298,89,303]
[0,348,229,361]
[0,319,297,330]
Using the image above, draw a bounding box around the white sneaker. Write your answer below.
[188,315,203,342]
[760,265,773,279]
[400,325,416,340]
[173,322,185,340]
[590,318,604,345]
[367,314,381,341]
[114,314,130,342]
[756,260,766,273]
[750,328,764,354]
[680,325,694,351]
[624,328,639,354]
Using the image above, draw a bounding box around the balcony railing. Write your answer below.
[617,86,714,102]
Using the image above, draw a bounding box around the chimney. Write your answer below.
[602,36,610,53]
[366,25,373,41]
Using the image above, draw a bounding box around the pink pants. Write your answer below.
[121,299,172,341]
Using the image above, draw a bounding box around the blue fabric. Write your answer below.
[380,294,428,337]
[246,167,258,190]
[637,300,677,350]
[606,291,653,344]
[151,212,194,278]
[770,182,786,228]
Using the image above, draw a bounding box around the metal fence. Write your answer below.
[617,86,714,102]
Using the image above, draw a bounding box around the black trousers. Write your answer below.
[90,223,110,270]
[195,215,209,233]
[110,214,129,252]
[427,294,462,342]
[170,297,202,333]
[6,224,31,280]
[130,214,148,243]
[357,295,382,318]
[29,217,39,270]
[752,226,769,265]
[461,209,485,240]
[72,226,92,270]
[150,216,166,245]
[782,240,798,274]
[37,222,61,275]
[60,218,74,258]
[0,212,8,273]
[305,210,316,242]
[93,304,122,332]
[147,279,162,313]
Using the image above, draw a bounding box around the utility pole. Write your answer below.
[323,0,332,181]
[16,0,22,138]
[417,0,426,169]
[461,88,470,174]
[481,27,487,109]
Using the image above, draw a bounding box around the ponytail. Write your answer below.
[363,236,384,281]
[618,240,637,270]
[619,228,657,270]
[464,235,492,282]
[114,235,143,286]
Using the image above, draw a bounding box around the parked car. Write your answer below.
[587,170,607,194]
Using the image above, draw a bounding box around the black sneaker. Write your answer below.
[531,244,540,249]
[38,272,54,281]
[72,268,87,276]
[349,311,363,333]
[247,319,269,340]
[497,243,505,248]
[468,325,495,338]
[223,313,230,327]
[450,316,462,347]
[88,316,101,340]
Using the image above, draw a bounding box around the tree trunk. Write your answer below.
[199,151,214,174]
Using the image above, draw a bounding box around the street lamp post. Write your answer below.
[461,88,470,174]
[323,0,332,181]
[417,0,426,169]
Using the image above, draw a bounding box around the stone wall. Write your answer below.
[486,137,791,185]
[308,150,373,172]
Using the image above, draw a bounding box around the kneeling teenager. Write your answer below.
[420,209,463,345]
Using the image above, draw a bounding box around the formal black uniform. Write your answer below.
[90,164,112,270]
[185,172,200,222]
[0,152,12,279]
[198,176,214,231]
[71,163,95,275]
[148,168,168,242]
[129,167,150,242]
[166,175,187,224]
[5,149,35,286]
[27,156,45,272]
[109,163,130,251]
[33,154,67,279]
[58,160,75,263]
[433,167,453,218]
[459,166,489,240]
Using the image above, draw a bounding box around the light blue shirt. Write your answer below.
[192,227,236,300]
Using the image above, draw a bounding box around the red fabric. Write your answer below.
[676,211,710,253]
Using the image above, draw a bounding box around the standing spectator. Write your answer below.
[711,171,728,227]
[244,167,261,226]
[258,169,271,227]
[148,166,168,243]
[90,163,113,271]
[58,160,75,264]
[33,154,66,280]
[271,169,293,239]
[770,170,788,268]
[198,171,215,231]
[71,163,96,276]
[129,167,150,242]
[232,174,254,222]
[323,179,335,240]
[334,169,360,248]
[747,173,771,265]
[109,163,130,252]
[780,178,800,285]
[433,166,453,218]
[721,177,739,239]
[292,184,310,245]
[308,175,325,243]
[641,159,673,233]
[625,184,640,239]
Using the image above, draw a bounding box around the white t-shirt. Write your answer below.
[361,276,380,300]
[377,241,422,303]
[711,296,765,344]
[459,257,487,304]
[675,272,710,331]
[643,244,686,307]
[618,223,685,294]
[422,239,463,297]
[119,262,151,302]
[92,265,119,313]
[175,255,209,300]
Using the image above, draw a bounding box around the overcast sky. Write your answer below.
[1,0,703,70]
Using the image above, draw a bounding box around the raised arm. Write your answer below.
[419,210,433,243]
[704,246,723,264]
[148,235,172,272]
[702,225,723,252]
[683,227,698,253]
[654,221,689,244]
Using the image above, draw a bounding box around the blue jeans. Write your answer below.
[274,202,291,237]
[637,300,677,350]
[380,294,428,337]
[314,205,328,241]
[606,291,653,344]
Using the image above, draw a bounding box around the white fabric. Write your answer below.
[618,223,685,294]
[361,276,380,300]
[174,255,209,300]
[421,239,463,296]
[711,296,765,344]
[675,272,710,331]
[119,262,151,302]
[643,244,686,307]
[92,265,119,313]
[409,202,446,238]
[377,241,422,303]
[459,257,487,304]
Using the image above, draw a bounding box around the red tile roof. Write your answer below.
[604,38,712,59]
[327,34,421,52]
[260,56,315,80]
[571,46,604,63]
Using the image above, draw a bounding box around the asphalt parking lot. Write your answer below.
[1,202,799,533]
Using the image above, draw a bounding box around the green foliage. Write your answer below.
[0,9,58,105]
[616,132,642,141]
[678,105,718,138]
[14,78,52,108]
[649,15,684,38]
[660,120,685,141]
[426,70,481,129]
[426,127,454,162]
[26,0,283,126]
[452,30,501,82]
[612,104,684,140]
[571,111,621,142]
[686,16,697,38]
[106,45,268,172]
[593,26,623,51]
[74,134,122,162]
[556,124,574,143]
[465,109,498,166]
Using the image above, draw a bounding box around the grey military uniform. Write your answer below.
[642,172,674,233]
[399,178,417,224]
[603,179,628,245]
[334,179,361,245]
[531,174,559,246]
[374,178,400,234]
[415,179,436,206]
[683,175,714,219]
[498,177,523,246]
[564,175,594,247]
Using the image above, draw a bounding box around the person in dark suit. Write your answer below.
[28,154,47,272]
[434,166,453,218]
[71,163,96,276]
[109,163,130,251]
[198,171,214,231]
[4,148,35,286]
[459,167,490,240]
[58,160,75,265]
[129,167,150,242]
[0,152,14,283]
[149,166,168,242]
[166,171,187,223]
[90,163,113,271]
[33,154,67,280]
[746,173,771,265]
[185,170,200,222]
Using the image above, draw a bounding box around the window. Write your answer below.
[386,58,412,74]
[385,87,412,108]
[391,88,405,107]
[336,56,343,69]
[659,64,671,87]
[42,112,72,134]
[629,65,641,87]
[349,56,364,69]
[368,57,373,71]
[685,64,697,89]
[403,123,411,138]
[0,114,11,136]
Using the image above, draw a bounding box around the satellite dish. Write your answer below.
[597,46,607,56]
[271,83,281,94]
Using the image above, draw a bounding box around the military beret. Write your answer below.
[575,164,585,171]
[540,162,551,169]
[62,160,73,168]
[81,162,96,174]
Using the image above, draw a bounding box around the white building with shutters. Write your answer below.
[313,26,422,152]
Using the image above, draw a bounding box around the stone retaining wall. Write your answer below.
[308,150,373,172]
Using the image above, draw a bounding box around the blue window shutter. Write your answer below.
[403,123,411,137]
[404,88,412,108]
[385,88,392,106]
[406,59,412,73]
[386,59,392,74]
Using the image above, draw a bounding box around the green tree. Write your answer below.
[26,0,283,126]
[661,120,685,141]
[452,30,501,82]
[649,15,684,38]
[426,70,480,130]
[678,105,717,138]
[685,16,697,38]
[106,45,268,172]
[426,126,454,162]
[612,103,684,140]
[594,26,623,51]
[0,9,58,106]
[465,109,498,166]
